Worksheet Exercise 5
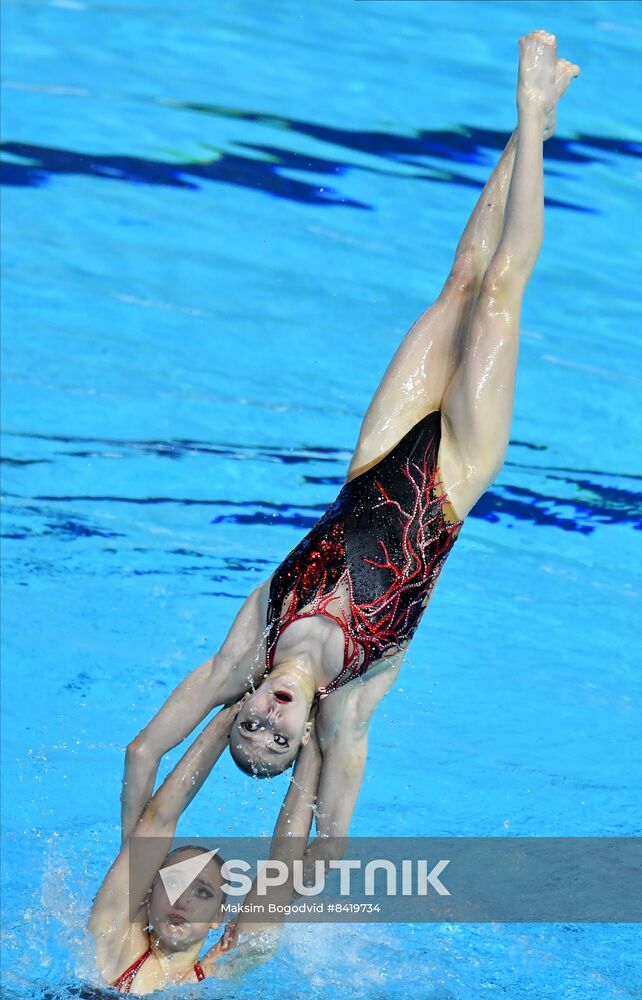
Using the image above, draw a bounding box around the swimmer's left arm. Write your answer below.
[90,703,240,983]
[121,584,268,843]
[307,724,369,847]
[139,698,243,827]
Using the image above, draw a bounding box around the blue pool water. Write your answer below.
[2,0,641,996]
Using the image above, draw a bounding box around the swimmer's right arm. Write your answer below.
[300,661,402,872]
[121,584,268,843]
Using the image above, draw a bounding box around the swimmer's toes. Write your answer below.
[543,58,580,139]
[555,58,580,98]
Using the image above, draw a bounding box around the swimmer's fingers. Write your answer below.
[198,921,240,974]
[220,691,251,722]
[220,920,240,952]
[196,699,246,751]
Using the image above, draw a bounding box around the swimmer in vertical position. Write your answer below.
[121,33,579,856]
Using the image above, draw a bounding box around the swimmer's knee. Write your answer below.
[479,251,531,303]
[448,249,481,295]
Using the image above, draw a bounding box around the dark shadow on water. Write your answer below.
[4,101,628,212]
[3,429,350,465]
[166,104,641,167]
[3,478,640,537]
[4,430,641,536]
[0,141,370,208]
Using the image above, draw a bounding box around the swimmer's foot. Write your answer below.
[543,58,580,140]
[517,30,557,122]
[516,32,580,138]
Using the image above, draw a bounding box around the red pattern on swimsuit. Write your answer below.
[111,948,205,993]
[266,411,462,696]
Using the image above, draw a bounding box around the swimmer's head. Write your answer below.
[147,846,225,951]
[228,675,314,777]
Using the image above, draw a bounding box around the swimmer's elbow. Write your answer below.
[126,715,177,762]
[126,734,147,758]
[125,732,160,770]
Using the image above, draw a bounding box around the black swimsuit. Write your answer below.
[266,410,463,696]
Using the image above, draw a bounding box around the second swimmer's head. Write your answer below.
[228,675,314,777]
[147,846,225,950]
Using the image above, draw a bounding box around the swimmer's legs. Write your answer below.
[453,133,517,292]
[347,48,578,478]
[453,55,578,283]
[439,32,579,519]
[347,134,518,475]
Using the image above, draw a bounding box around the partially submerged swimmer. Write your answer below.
[122,31,580,858]
[108,845,219,992]
[91,701,321,993]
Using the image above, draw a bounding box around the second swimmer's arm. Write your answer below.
[91,702,241,985]
[238,722,322,924]
[121,585,267,844]
[204,725,322,976]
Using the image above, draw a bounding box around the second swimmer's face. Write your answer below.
[228,679,312,776]
[147,848,224,951]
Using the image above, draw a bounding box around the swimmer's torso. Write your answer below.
[265,411,462,696]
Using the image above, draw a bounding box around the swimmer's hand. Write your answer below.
[220,920,239,952]
[222,691,251,723]
[191,693,250,751]
[198,923,239,978]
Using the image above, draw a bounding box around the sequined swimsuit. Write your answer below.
[266,410,463,697]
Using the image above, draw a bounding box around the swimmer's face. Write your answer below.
[228,679,312,776]
[147,848,224,951]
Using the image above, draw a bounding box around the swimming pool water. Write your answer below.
[2,1,641,997]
